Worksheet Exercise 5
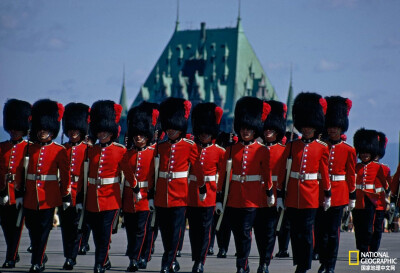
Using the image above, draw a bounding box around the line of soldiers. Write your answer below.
[0,92,399,273]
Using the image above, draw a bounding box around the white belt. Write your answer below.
[5,173,16,182]
[271,175,278,182]
[231,174,261,183]
[159,171,188,179]
[356,184,375,190]
[27,174,58,181]
[375,187,384,193]
[88,177,119,185]
[188,175,216,182]
[330,174,346,181]
[124,180,148,188]
[290,172,318,180]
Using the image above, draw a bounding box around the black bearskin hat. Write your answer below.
[353,128,379,159]
[89,100,122,142]
[62,103,90,139]
[159,97,191,135]
[234,96,271,139]
[3,99,31,136]
[377,131,387,159]
[127,101,159,146]
[293,92,327,133]
[263,100,287,141]
[31,99,64,140]
[325,96,352,133]
[192,102,223,139]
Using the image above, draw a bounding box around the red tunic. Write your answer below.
[0,140,28,205]
[218,141,272,208]
[151,138,198,208]
[188,143,225,207]
[122,146,155,213]
[319,141,356,207]
[24,142,71,210]
[259,142,285,207]
[277,139,331,209]
[354,161,387,209]
[391,163,400,207]
[375,163,391,211]
[64,142,87,206]
[85,142,136,212]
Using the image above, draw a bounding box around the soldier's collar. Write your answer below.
[199,142,212,148]
[135,146,148,151]
[264,140,279,146]
[40,140,53,146]
[69,141,82,146]
[100,140,113,147]
[10,138,23,145]
[329,139,342,145]
[240,139,255,146]
[301,137,316,144]
[168,138,181,144]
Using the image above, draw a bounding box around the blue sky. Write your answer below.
[1,0,399,169]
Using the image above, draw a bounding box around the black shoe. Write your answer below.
[151,247,154,254]
[104,259,111,270]
[217,249,227,258]
[29,264,44,273]
[16,253,20,263]
[176,250,181,257]
[160,267,169,273]
[317,264,325,273]
[324,268,334,273]
[27,246,33,253]
[170,261,180,273]
[257,264,269,273]
[42,254,48,265]
[127,259,138,272]
[2,260,16,268]
[236,266,250,273]
[94,264,105,273]
[78,244,90,255]
[313,253,319,260]
[192,262,203,273]
[63,258,76,270]
[207,247,214,255]
[137,258,147,269]
[294,266,307,273]
[275,250,290,258]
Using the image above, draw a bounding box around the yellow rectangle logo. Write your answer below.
[349,250,359,265]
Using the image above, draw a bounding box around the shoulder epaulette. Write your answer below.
[278,143,285,147]
[343,141,354,148]
[214,144,226,151]
[148,146,155,150]
[112,142,126,149]
[53,142,66,149]
[183,138,195,145]
[316,139,328,146]
[256,141,266,147]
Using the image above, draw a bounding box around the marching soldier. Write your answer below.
[122,101,158,272]
[76,100,137,273]
[370,131,391,251]
[276,92,331,273]
[352,128,388,255]
[24,99,71,273]
[0,99,31,268]
[315,96,356,273]
[254,100,287,273]
[187,103,225,273]
[60,102,90,270]
[217,97,273,273]
[148,97,198,273]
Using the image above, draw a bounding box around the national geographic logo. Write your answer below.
[349,251,397,271]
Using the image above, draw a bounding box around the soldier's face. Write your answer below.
[263,129,277,142]
[301,127,315,139]
[134,135,148,148]
[97,132,112,143]
[166,129,181,141]
[199,133,212,144]
[8,130,23,141]
[67,130,81,143]
[37,130,53,142]
[327,127,341,141]
[360,153,371,163]
[240,128,255,142]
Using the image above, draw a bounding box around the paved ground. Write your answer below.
[0,226,399,273]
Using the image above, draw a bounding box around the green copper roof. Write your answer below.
[286,69,294,132]
[131,19,278,132]
[118,70,128,144]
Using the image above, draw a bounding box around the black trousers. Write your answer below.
[157,206,186,269]
[370,210,385,252]
[254,207,278,266]
[59,206,82,260]
[177,214,187,252]
[0,204,24,262]
[86,210,118,266]
[187,206,214,264]
[209,211,232,252]
[140,211,156,262]
[124,210,150,260]
[286,207,317,271]
[353,196,376,253]
[277,210,290,252]
[25,208,55,265]
[227,207,257,270]
[315,206,344,270]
